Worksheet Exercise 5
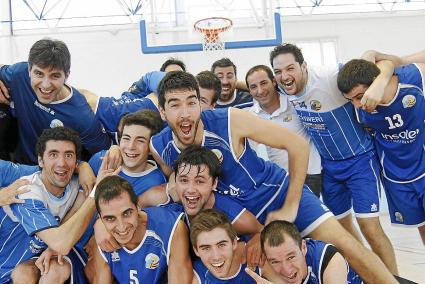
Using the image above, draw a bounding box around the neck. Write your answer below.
[124,212,147,250]
[123,161,150,174]
[261,93,280,114]
[40,173,65,197]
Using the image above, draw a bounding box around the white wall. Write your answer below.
[1,10,424,97]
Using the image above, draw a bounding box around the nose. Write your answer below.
[279,261,294,277]
[128,138,136,149]
[41,77,52,89]
[179,105,190,118]
[116,217,126,231]
[57,154,66,166]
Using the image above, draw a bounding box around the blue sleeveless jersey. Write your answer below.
[89,150,166,196]
[151,108,288,221]
[0,62,111,164]
[0,160,38,187]
[99,207,183,284]
[356,64,425,183]
[304,239,362,284]
[193,259,257,284]
[286,65,373,160]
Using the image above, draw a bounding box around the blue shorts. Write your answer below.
[382,176,425,227]
[322,151,381,219]
[67,247,88,284]
[260,182,333,237]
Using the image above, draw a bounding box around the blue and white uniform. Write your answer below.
[99,206,183,284]
[193,259,258,284]
[127,71,165,98]
[285,65,381,218]
[0,160,38,187]
[0,173,84,283]
[356,64,425,226]
[304,239,362,284]
[215,90,253,109]
[0,62,111,165]
[89,150,166,197]
[96,96,158,139]
[151,108,332,236]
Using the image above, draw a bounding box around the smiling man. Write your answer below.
[0,38,110,164]
[92,175,192,284]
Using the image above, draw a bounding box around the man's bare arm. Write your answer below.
[168,221,193,284]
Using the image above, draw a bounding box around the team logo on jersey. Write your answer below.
[145,253,160,269]
[211,149,223,163]
[29,235,46,254]
[370,203,378,212]
[50,119,64,128]
[283,114,292,122]
[402,95,416,108]
[395,212,404,223]
[310,100,322,111]
[111,251,120,262]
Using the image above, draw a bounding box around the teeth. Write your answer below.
[126,153,138,158]
[211,261,224,267]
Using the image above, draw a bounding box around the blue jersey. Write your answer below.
[285,65,373,160]
[304,239,362,284]
[0,173,79,283]
[126,71,166,98]
[88,150,166,196]
[215,90,253,109]
[151,108,288,222]
[193,260,257,284]
[0,160,38,187]
[99,206,183,284]
[0,62,111,164]
[356,64,425,183]
[96,96,158,138]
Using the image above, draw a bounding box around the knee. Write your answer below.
[11,260,40,284]
[357,218,385,239]
[41,259,71,284]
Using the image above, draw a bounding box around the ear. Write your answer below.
[38,155,44,168]
[159,106,167,121]
[232,238,238,251]
[301,61,307,71]
[193,246,200,257]
[301,239,307,257]
[212,178,218,190]
[65,71,70,80]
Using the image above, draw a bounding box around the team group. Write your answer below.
[0,38,424,284]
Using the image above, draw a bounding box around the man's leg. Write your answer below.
[357,216,398,274]
[419,224,425,245]
[337,213,364,243]
[11,259,40,284]
[309,217,397,284]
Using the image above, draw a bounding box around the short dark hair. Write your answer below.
[95,175,138,214]
[160,58,186,72]
[270,43,304,67]
[260,220,302,253]
[211,58,237,77]
[337,59,381,94]
[173,145,221,180]
[28,39,71,75]
[190,208,237,246]
[245,65,275,87]
[118,109,164,140]
[196,71,221,105]
[35,127,82,160]
[157,71,200,108]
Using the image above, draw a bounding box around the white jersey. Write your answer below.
[249,92,321,174]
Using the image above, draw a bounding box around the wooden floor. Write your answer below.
[367,214,424,283]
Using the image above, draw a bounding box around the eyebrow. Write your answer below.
[122,133,147,140]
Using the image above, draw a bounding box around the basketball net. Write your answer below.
[194,17,233,52]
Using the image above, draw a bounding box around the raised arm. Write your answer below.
[229,107,309,224]
[168,220,193,284]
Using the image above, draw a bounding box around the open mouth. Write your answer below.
[184,196,200,209]
[180,122,192,136]
[124,152,139,159]
[211,261,225,271]
[283,79,295,88]
[285,272,298,283]
[54,170,68,180]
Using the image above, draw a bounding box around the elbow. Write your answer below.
[49,240,72,256]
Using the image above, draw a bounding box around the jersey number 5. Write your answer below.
[130,269,139,284]
[384,114,404,129]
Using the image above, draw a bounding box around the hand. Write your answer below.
[0,80,11,105]
[360,81,385,112]
[245,267,274,284]
[361,50,378,63]
[77,162,96,197]
[104,145,123,171]
[96,153,122,184]
[265,204,298,225]
[35,248,65,275]
[246,233,262,269]
[0,179,30,206]
[94,218,120,252]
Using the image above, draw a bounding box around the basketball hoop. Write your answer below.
[194,17,233,52]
